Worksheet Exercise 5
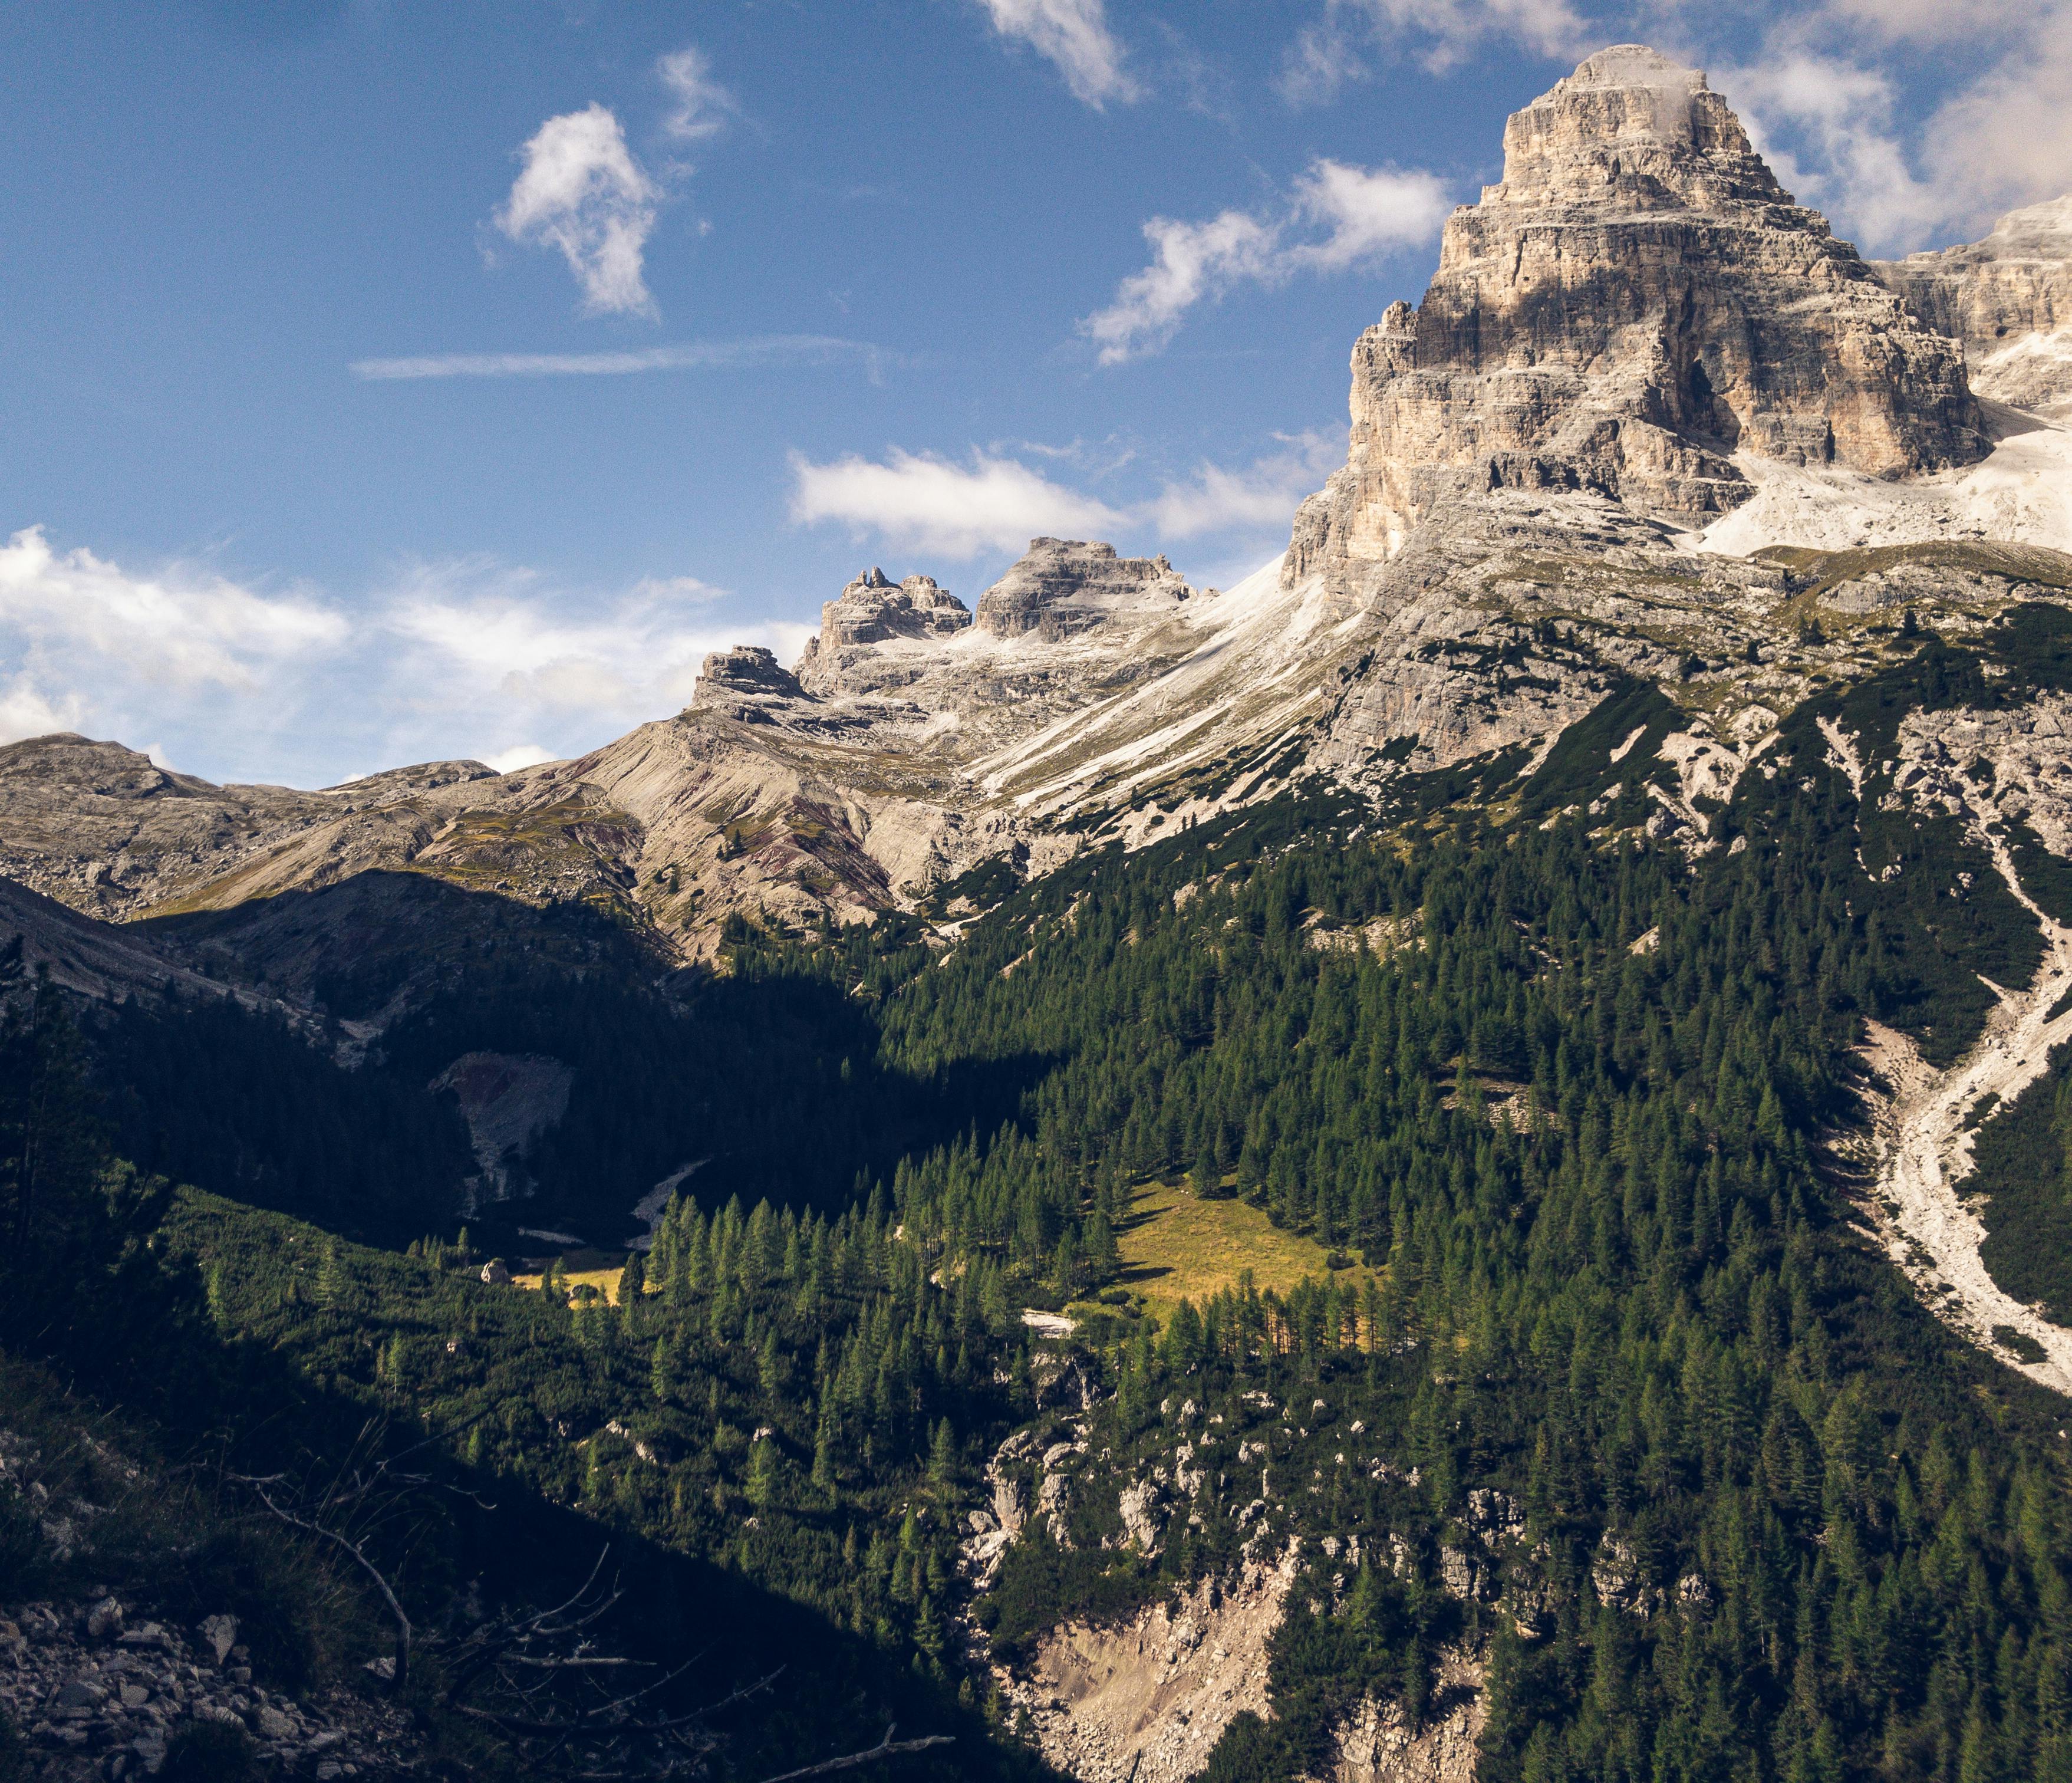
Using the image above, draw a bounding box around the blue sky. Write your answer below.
[3,0,2066,785]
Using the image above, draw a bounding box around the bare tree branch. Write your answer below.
[753,1725,956,1783]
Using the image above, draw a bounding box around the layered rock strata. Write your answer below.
[1876,197,2072,419]
[973,538,1193,640]
[1286,44,1988,591]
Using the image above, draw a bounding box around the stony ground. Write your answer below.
[0,1593,419,1779]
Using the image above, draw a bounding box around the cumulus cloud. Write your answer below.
[1081,212,1279,366]
[1145,432,1345,539]
[789,449,1131,558]
[0,525,345,695]
[790,433,1343,557]
[1082,160,1453,364]
[495,104,661,317]
[971,0,1141,108]
[657,45,740,141]
[485,745,558,774]
[376,562,813,756]
[1715,0,2072,251]
[0,524,779,786]
[1722,51,1941,251]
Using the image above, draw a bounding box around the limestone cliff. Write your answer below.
[971,539,1192,640]
[1285,45,1987,592]
[6,48,2071,998]
[1876,197,2072,419]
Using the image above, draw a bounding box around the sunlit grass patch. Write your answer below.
[1109,1177,1369,1318]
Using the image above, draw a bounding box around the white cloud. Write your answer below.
[1722,52,1941,251]
[1916,5,2072,233]
[351,337,878,380]
[1279,0,1590,98]
[495,104,661,318]
[788,448,1131,558]
[380,562,796,729]
[1082,160,1454,364]
[790,433,1343,555]
[657,45,739,141]
[0,677,84,743]
[1082,210,1279,366]
[1714,1,2072,252]
[1146,432,1345,539]
[971,0,1141,108]
[0,524,779,785]
[485,744,558,774]
[1289,160,1457,271]
[0,525,345,697]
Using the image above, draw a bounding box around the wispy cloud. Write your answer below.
[789,432,1344,557]
[0,524,791,787]
[351,337,882,381]
[1145,432,1344,539]
[495,103,662,317]
[0,525,345,692]
[1082,159,1454,364]
[1706,0,2072,252]
[971,0,1141,108]
[789,449,1131,558]
[1278,0,1590,101]
[657,44,740,142]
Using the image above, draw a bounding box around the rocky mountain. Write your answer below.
[1877,196,2072,419]
[8,51,2070,1018]
[11,42,2072,1783]
[1287,43,1985,585]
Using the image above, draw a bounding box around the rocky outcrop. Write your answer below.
[0,735,341,919]
[795,568,971,692]
[994,1545,1301,1783]
[690,646,808,721]
[1876,197,2072,419]
[1323,1649,1484,1782]
[0,1427,416,1780]
[974,539,1193,640]
[0,875,235,1011]
[1286,44,1988,591]
[429,1051,575,1209]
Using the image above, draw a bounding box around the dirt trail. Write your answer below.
[1858,765,2072,1396]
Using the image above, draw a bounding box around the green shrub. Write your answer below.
[163,1719,261,1782]
[0,1491,47,1602]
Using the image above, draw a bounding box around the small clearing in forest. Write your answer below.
[1111,1178,1369,1317]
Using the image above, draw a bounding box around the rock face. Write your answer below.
[1326,1649,1485,1782]
[429,1051,575,1209]
[795,567,971,682]
[1286,45,1988,591]
[691,646,808,720]
[993,1546,1300,1783]
[1876,197,2072,419]
[973,539,1193,640]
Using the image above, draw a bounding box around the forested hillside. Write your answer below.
[8,610,2072,1781]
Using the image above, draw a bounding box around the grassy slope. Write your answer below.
[1108,1178,1372,1319]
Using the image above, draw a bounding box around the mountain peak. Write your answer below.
[1283,45,1989,591]
[1494,44,1788,213]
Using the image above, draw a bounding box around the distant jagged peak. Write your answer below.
[1874,195,2072,419]
[825,565,971,638]
[690,646,808,725]
[1913,196,2072,268]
